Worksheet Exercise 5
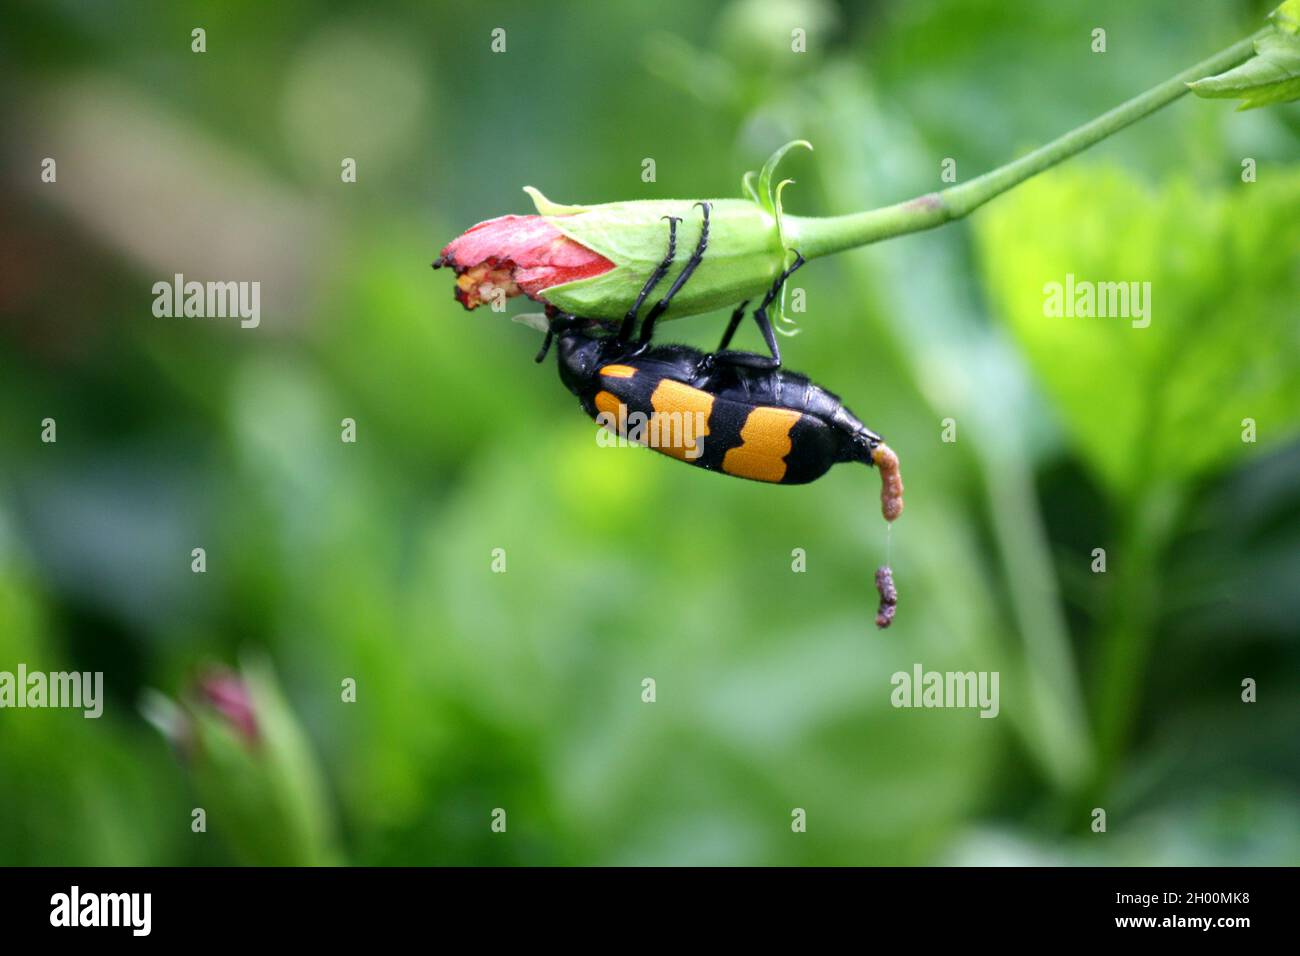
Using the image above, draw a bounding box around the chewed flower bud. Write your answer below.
[434,142,820,324]
[434,214,615,310]
[436,190,788,321]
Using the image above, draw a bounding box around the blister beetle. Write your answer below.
[534,203,902,511]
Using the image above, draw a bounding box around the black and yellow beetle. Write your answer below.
[533,203,903,517]
[549,321,889,487]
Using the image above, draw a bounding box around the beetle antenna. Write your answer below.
[534,330,555,364]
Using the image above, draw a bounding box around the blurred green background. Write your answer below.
[1,0,1297,866]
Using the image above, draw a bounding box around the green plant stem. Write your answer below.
[977,440,1093,789]
[806,82,1093,791]
[785,28,1269,259]
[1090,486,1184,792]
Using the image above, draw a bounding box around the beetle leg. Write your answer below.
[638,201,711,345]
[618,216,681,343]
[708,251,805,371]
[716,300,750,352]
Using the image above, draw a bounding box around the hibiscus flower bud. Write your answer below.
[139,666,259,754]
[140,657,339,865]
[194,666,260,745]
[435,142,817,323]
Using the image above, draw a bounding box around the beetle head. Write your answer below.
[549,317,620,394]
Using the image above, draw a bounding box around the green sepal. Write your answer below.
[756,139,812,217]
[521,185,590,216]
[771,177,804,334]
[522,192,784,322]
[515,142,814,324]
[760,141,813,330]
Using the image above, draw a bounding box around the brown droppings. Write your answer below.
[875,565,897,629]
[872,442,905,522]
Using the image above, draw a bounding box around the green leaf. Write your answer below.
[975,167,1300,496]
[1271,0,1300,34]
[1188,26,1300,110]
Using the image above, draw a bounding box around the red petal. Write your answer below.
[437,214,613,308]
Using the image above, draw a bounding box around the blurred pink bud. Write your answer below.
[196,668,259,745]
